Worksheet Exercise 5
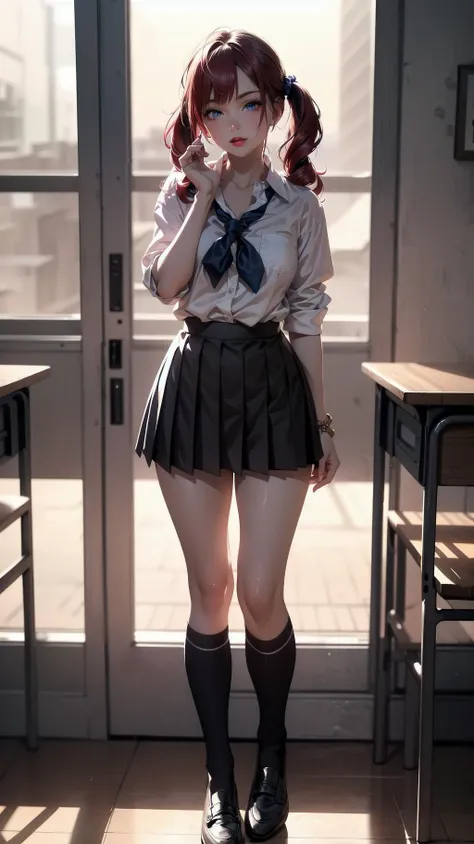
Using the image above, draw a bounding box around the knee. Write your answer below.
[191,562,233,616]
[237,579,280,627]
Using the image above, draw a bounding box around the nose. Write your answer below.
[229,120,240,133]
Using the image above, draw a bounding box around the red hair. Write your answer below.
[164,29,324,202]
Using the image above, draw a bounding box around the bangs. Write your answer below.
[185,44,267,131]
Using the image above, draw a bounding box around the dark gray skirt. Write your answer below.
[135,317,323,476]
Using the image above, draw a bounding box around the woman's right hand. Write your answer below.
[179,135,224,197]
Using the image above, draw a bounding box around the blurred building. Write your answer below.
[339,0,375,174]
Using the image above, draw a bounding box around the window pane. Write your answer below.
[0,479,85,633]
[132,192,156,316]
[131,0,375,176]
[323,192,370,337]
[130,1,374,337]
[133,475,372,637]
[0,0,77,173]
[0,361,85,635]
[0,192,80,316]
[131,2,376,640]
[132,189,372,637]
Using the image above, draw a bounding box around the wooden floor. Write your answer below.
[0,739,473,842]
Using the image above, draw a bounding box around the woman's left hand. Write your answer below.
[311,433,340,492]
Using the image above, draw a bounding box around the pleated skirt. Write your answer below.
[135,317,323,476]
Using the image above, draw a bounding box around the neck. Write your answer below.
[223,144,268,188]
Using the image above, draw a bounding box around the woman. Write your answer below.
[136,28,340,844]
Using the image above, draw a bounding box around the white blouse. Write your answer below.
[142,154,334,335]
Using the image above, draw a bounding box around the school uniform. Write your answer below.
[135,154,334,475]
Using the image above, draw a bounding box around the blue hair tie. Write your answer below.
[283,75,297,99]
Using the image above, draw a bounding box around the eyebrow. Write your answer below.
[207,89,260,104]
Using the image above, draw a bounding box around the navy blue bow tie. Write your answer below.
[202,186,275,294]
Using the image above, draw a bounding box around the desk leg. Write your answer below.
[369,387,386,695]
[416,429,439,843]
[18,389,39,751]
[374,520,395,763]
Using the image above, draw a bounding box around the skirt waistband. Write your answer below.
[184,317,280,340]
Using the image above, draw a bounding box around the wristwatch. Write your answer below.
[317,412,335,438]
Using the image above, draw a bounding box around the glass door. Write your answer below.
[0,0,106,737]
[104,0,378,736]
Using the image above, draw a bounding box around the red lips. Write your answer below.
[230,137,246,144]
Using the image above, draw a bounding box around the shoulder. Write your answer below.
[279,173,323,210]
[159,168,182,197]
[280,176,325,232]
[287,179,323,207]
[155,169,188,218]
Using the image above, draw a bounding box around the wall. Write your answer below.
[396,0,474,366]
[394,0,474,641]
[394,0,474,515]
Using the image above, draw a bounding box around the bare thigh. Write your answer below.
[235,467,311,637]
[155,464,234,633]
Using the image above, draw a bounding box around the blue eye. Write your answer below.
[204,108,222,120]
[243,100,262,111]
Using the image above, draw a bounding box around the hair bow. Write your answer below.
[283,75,297,99]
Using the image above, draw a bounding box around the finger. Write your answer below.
[313,476,327,490]
[180,142,206,161]
[312,476,330,492]
[324,467,336,484]
[314,463,339,490]
[180,149,208,169]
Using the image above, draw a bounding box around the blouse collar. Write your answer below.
[262,152,290,202]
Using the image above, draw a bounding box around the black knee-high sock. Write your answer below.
[185,624,234,791]
[245,616,296,770]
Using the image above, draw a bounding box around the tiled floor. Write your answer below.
[0,739,473,842]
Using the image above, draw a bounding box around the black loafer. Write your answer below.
[201,779,243,844]
[244,765,289,841]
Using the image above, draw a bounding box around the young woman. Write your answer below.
[136,28,340,844]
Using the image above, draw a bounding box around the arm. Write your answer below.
[288,332,327,420]
[283,191,333,420]
[141,171,213,305]
[152,191,213,300]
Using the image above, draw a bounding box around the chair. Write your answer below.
[0,392,39,750]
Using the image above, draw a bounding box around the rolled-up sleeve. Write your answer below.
[283,190,333,335]
[142,170,189,305]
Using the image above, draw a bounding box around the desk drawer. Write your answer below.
[393,404,423,482]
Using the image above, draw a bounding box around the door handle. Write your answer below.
[109,339,122,369]
[110,378,124,425]
[109,253,123,311]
